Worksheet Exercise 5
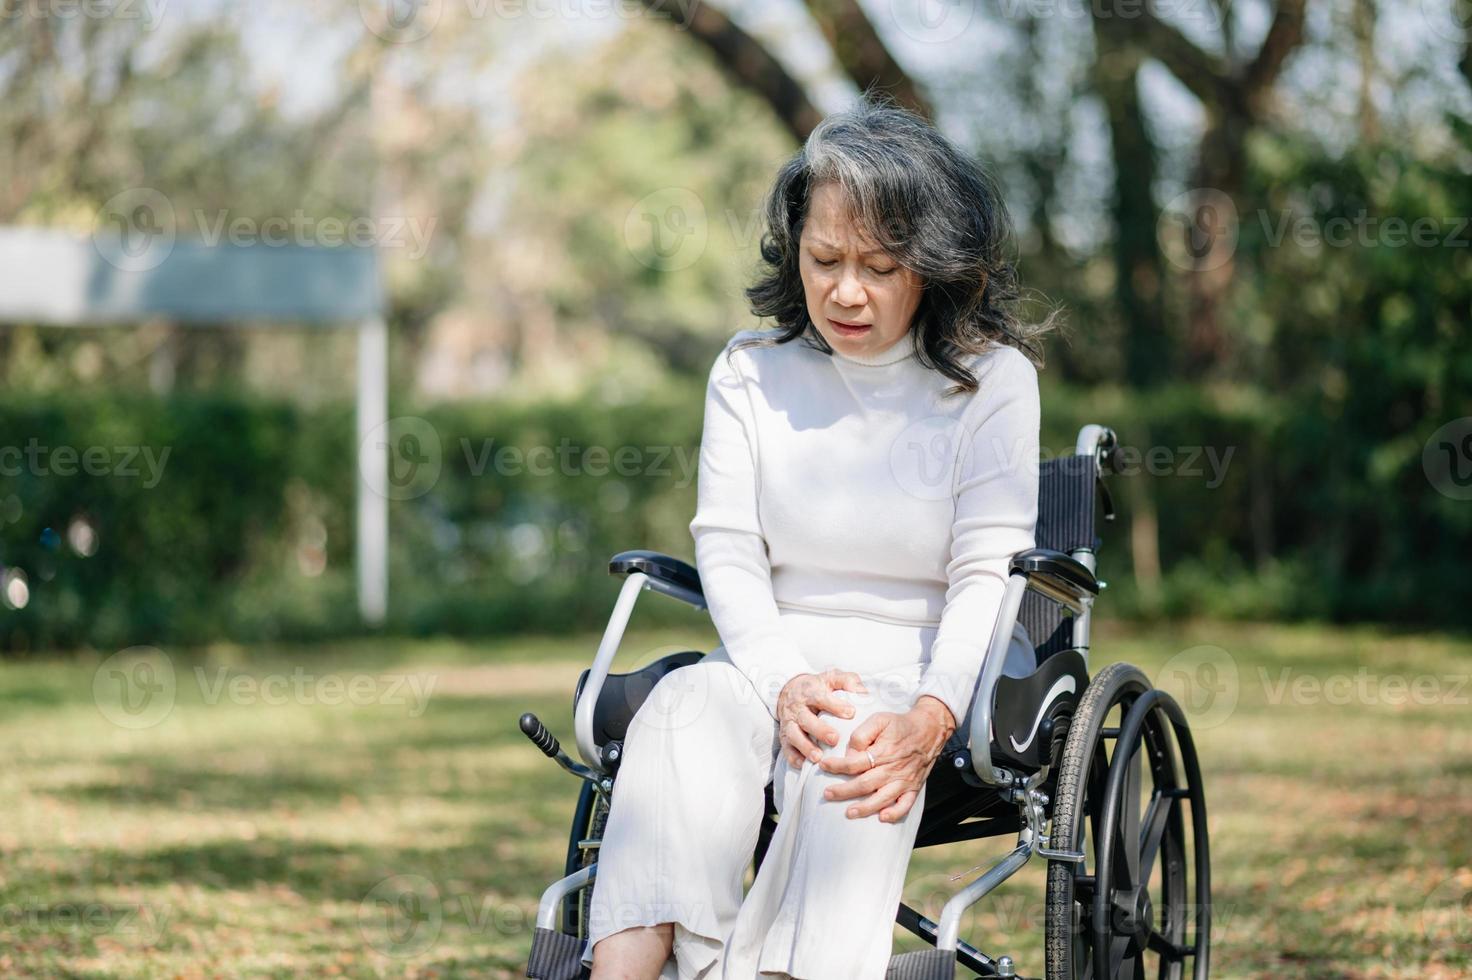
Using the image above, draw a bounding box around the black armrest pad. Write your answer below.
[1009,547,1099,598]
[609,549,704,597]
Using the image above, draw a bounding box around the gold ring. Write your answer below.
[866,750,877,769]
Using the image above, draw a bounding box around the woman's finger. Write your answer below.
[843,712,891,754]
[795,705,840,749]
[784,719,821,764]
[879,789,919,823]
[813,688,856,720]
[823,668,869,695]
[817,747,871,775]
[822,766,888,803]
[843,780,907,819]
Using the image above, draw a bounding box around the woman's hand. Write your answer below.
[817,694,956,823]
[775,669,869,768]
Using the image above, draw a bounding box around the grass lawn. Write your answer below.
[0,618,1467,978]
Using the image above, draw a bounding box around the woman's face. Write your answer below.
[799,181,923,359]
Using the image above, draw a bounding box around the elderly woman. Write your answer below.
[582,98,1051,979]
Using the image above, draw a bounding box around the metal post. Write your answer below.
[356,315,388,625]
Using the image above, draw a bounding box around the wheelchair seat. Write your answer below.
[572,650,704,755]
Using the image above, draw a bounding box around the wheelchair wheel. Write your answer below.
[561,779,610,939]
[1044,662,1211,979]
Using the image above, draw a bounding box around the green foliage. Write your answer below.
[0,393,360,652]
[3,338,1466,654]
[0,385,710,652]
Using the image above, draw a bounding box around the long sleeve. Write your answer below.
[912,351,1040,727]
[688,345,813,718]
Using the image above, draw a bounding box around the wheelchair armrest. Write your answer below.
[609,549,705,609]
[963,548,1102,787]
[1009,548,1099,613]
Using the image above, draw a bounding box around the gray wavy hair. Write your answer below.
[734,94,1059,395]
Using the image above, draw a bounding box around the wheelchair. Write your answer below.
[518,424,1211,979]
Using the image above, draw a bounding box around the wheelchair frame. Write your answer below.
[520,424,1211,980]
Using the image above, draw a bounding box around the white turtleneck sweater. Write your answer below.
[688,327,1040,728]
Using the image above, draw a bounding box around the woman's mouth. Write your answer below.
[828,318,871,337]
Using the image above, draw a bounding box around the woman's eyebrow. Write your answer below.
[808,236,887,257]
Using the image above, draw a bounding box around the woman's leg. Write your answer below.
[584,647,780,979]
[589,923,674,979]
[721,665,927,980]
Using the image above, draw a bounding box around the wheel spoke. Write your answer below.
[1106,933,1133,977]
[1146,928,1188,960]
[1120,738,1143,889]
[1137,791,1175,887]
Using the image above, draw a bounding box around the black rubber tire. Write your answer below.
[1044,661,1210,980]
[1044,661,1150,979]
[562,779,610,940]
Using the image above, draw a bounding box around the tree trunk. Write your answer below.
[1091,32,1169,387]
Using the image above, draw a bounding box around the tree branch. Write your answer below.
[804,0,931,118]
[1133,7,1231,110]
[1132,0,1305,121]
[1242,0,1307,115]
[641,0,823,141]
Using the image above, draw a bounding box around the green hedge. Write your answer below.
[0,375,1466,654]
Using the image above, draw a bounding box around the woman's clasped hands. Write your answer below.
[775,670,957,825]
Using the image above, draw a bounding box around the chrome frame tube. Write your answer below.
[1068,423,1113,669]
[966,573,1029,786]
[1070,549,1096,669]
[574,571,648,770]
[535,863,597,931]
[935,839,1034,951]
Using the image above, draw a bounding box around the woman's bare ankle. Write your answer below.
[588,922,674,979]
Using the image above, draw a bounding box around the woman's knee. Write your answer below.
[813,681,914,753]
[625,658,772,753]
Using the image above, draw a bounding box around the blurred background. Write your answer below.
[0,0,1469,976]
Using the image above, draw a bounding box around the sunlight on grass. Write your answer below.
[0,620,1466,977]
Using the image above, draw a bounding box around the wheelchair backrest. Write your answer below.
[1019,453,1106,662]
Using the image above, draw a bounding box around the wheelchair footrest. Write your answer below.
[526,927,589,980]
[887,948,957,980]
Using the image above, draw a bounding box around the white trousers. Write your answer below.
[581,609,1035,980]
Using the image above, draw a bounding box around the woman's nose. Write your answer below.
[833,266,867,308]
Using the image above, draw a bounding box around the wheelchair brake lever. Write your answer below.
[519,712,599,782]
